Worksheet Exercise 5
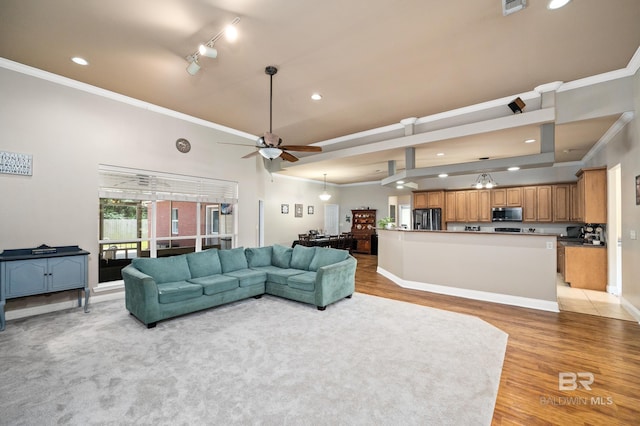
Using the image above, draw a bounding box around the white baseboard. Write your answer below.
[377,267,560,313]
[620,297,640,324]
[5,290,124,321]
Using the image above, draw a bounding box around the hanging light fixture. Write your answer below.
[185,17,240,75]
[319,174,331,201]
[472,173,498,189]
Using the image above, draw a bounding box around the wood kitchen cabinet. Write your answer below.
[522,185,552,222]
[455,191,467,222]
[575,167,607,224]
[413,190,444,209]
[563,245,607,291]
[444,190,490,223]
[492,187,522,207]
[445,191,457,222]
[478,190,491,222]
[553,184,572,222]
[570,183,580,221]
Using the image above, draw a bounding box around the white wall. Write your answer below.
[0,66,262,301]
[584,68,640,313]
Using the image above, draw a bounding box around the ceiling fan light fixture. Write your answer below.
[258,147,282,160]
[547,0,571,10]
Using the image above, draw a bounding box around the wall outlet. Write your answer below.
[631,230,637,240]
[546,242,553,249]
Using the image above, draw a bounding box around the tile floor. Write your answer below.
[556,274,636,322]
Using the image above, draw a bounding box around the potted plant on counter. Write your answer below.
[377,216,395,229]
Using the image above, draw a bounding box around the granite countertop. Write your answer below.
[381,229,559,236]
[559,241,606,248]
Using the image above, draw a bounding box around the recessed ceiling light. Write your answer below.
[71,57,89,66]
[311,93,322,101]
[508,166,520,171]
[436,152,445,157]
[547,0,571,10]
[397,180,405,184]
[524,139,536,144]
[396,185,404,189]
[438,173,448,178]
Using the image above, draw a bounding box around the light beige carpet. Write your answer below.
[0,293,507,425]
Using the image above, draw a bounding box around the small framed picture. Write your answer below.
[295,204,303,218]
[636,175,640,205]
[281,204,289,214]
[308,205,314,215]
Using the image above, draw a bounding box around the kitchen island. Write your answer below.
[377,229,558,311]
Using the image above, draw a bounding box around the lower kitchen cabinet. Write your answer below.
[562,245,607,291]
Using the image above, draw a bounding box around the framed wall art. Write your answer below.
[281,204,289,214]
[295,204,303,218]
[308,205,314,215]
[636,175,640,205]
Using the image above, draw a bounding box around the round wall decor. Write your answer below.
[176,138,191,153]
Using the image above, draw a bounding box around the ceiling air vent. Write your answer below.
[503,0,526,15]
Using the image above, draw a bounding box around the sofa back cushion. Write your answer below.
[132,254,191,284]
[218,247,248,273]
[290,245,316,271]
[272,244,292,269]
[245,246,273,268]
[186,249,222,278]
[309,247,350,272]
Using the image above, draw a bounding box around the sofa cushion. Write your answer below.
[157,281,203,304]
[186,249,222,278]
[224,269,267,287]
[309,247,350,272]
[132,255,191,284]
[271,244,293,269]
[245,246,273,268]
[290,245,316,271]
[188,275,239,295]
[287,271,317,291]
[251,265,306,285]
[218,247,248,273]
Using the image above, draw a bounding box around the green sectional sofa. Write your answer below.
[121,244,356,328]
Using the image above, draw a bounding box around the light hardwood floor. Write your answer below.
[352,253,640,425]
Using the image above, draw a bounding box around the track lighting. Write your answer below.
[198,45,218,58]
[186,58,201,75]
[185,17,240,75]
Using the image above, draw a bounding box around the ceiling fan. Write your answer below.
[242,66,322,162]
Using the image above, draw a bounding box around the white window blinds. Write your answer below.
[98,165,238,203]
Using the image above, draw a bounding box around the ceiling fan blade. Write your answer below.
[279,145,322,152]
[241,150,260,159]
[217,141,257,147]
[280,151,299,162]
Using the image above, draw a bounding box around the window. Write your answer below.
[171,207,179,235]
[98,165,238,285]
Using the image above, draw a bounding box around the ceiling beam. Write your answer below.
[288,108,555,167]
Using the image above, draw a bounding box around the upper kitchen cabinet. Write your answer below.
[444,190,490,223]
[491,187,522,207]
[413,190,445,209]
[553,184,575,222]
[522,185,552,222]
[575,167,607,224]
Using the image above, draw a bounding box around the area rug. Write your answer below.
[0,293,507,425]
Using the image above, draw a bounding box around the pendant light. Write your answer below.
[319,174,331,201]
[472,173,498,189]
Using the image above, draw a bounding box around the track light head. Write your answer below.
[198,44,218,58]
[186,58,201,75]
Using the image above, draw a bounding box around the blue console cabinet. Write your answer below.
[0,245,90,331]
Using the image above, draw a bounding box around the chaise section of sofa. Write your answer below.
[247,244,357,310]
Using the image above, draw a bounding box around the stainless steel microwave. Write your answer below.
[491,207,523,222]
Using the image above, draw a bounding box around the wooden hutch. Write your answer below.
[351,209,376,254]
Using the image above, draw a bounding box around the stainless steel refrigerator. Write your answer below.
[413,208,442,230]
